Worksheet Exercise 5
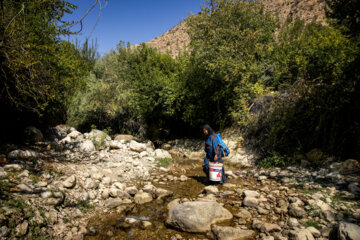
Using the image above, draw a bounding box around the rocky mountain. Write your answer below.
[138,0,326,57]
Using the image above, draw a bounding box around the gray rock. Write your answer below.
[336,222,360,240]
[211,225,255,240]
[260,223,282,233]
[234,209,252,219]
[306,227,321,238]
[3,164,22,171]
[0,226,10,238]
[63,175,76,188]
[84,178,98,189]
[114,134,134,141]
[180,175,188,182]
[129,140,147,153]
[40,191,53,198]
[167,198,181,210]
[91,172,103,180]
[155,188,173,199]
[8,149,41,159]
[24,126,43,142]
[291,228,315,240]
[0,167,8,178]
[288,218,300,228]
[79,140,95,152]
[243,197,259,207]
[68,130,82,139]
[134,191,153,204]
[105,198,123,208]
[17,183,33,193]
[101,189,110,199]
[44,210,58,225]
[243,190,260,198]
[35,181,48,187]
[102,177,112,185]
[142,183,156,193]
[204,186,219,195]
[16,220,28,236]
[109,140,123,149]
[166,201,233,233]
[289,206,307,218]
[141,221,152,228]
[155,149,172,159]
[348,182,360,195]
[44,197,62,206]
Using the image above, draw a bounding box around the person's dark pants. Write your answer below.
[202,161,227,184]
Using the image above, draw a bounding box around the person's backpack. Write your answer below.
[211,133,230,157]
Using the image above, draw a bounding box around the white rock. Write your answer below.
[40,191,53,199]
[0,167,8,178]
[63,175,76,188]
[134,191,153,204]
[129,140,147,153]
[84,178,97,189]
[3,164,22,171]
[8,150,41,159]
[243,197,259,207]
[80,140,95,152]
[91,172,103,181]
[154,149,172,159]
[17,184,33,193]
[204,186,219,195]
[243,190,260,198]
[102,177,112,185]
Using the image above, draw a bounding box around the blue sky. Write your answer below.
[62,0,205,55]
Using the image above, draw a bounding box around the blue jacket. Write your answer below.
[204,134,222,164]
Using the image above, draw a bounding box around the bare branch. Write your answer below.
[4,3,25,32]
[86,0,103,40]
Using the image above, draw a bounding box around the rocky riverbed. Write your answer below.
[0,126,360,240]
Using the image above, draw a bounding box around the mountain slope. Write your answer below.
[140,0,326,57]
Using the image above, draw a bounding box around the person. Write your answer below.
[202,124,227,184]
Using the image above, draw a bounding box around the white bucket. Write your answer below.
[209,162,223,182]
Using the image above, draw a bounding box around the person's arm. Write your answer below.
[212,136,222,161]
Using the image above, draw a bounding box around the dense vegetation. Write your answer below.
[0,0,95,142]
[1,0,359,163]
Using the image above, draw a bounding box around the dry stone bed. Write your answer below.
[0,126,359,240]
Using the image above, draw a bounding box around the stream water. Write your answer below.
[85,159,258,240]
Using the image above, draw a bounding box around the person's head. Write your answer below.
[203,124,215,136]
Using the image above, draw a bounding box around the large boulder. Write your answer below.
[330,222,360,240]
[211,225,255,240]
[166,201,233,233]
[129,140,147,153]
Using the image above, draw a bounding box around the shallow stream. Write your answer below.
[85,159,258,240]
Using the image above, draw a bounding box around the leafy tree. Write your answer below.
[184,0,278,128]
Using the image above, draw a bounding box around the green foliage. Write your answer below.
[0,0,97,144]
[155,158,174,168]
[68,43,183,137]
[184,0,278,128]
[78,201,96,213]
[304,220,320,229]
[258,152,291,168]
[245,20,360,159]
